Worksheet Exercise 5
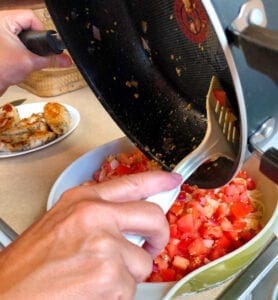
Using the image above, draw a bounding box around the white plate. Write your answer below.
[0,102,80,158]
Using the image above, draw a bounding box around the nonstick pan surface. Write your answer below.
[45,0,244,188]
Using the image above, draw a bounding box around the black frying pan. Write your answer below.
[19,0,278,187]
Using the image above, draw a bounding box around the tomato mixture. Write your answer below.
[92,149,262,282]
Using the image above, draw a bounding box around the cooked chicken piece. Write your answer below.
[44,102,70,135]
[0,142,11,152]
[0,127,30,143]
[26,130,57,150]
[0,113,49,144]
[17,113,49,132]
[0,130,57,152]
[0,102,71,152]
[0,103,20,133]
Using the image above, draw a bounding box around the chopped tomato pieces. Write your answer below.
[246,177,256,190]
[188,238,210,256]
[92,149,262,283]
[160,269,176,281]
[177,214,195,234]
[213,88,226,106]
[230,202,253,219]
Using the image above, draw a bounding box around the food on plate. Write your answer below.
[0,102,70,152]
[44,102,71,135]
[0,113,48,144]
[86,149,263,282]
[0,103,20,133]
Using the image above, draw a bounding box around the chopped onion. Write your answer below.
[203,239,214,248]
[110,158,119,170]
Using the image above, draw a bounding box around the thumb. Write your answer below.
[33,52,73,70]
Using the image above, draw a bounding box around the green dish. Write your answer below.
[47,136,278,300]
[136,154,278,300]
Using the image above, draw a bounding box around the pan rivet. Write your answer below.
[249,8,264,26]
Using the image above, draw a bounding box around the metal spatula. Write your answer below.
[125,75,240,246]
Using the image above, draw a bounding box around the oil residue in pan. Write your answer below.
[58,1,241,187]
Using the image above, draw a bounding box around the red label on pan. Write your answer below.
[174,0,209,44]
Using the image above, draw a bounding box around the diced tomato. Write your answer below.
[166,238,180,258]
[224,230,239,242]
[187,238,210,256]
[202,198,219,218]
[160,268,176,281]
[177,238,192,252]
[169,224,180,239]
[191,189,206,201]
[93,169,101,182]
[170,202,184,216]
[209,247,227,260]
[246,177,256,190]
[237,170,248,179]
[177,214,195,235]
[215,203,230,219]
[230,202,253,219]
[154,255,169,270]
[114,164,131,175]
[117,152,133,165]
[167,212,178,225]
[213,88,226,106]
[239,192,249,203]
[223,183,239,196]
[188,255,205,271]
[181,183,196,193]
[177,190,187,201]
[240,230,254,242]
[200,223,223,239]
[147,272,163,282]
[232,220,247,230]
[214,235,232,250]
[219,217,233,232]
[92,149,262,283]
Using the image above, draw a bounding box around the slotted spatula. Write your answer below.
[125,75,240,246]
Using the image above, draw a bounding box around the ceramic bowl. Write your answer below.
[47,136,278,300]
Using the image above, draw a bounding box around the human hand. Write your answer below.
[0,171,181,300]
[0,9,72,95]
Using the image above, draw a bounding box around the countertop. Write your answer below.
[0,85,124,233]
[0,84,232,299]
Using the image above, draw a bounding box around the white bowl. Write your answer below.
[48,136,278,300]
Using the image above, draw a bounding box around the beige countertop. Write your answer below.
[0,84,232,299]
[0,85,124,232]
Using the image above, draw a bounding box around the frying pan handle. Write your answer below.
[18,30,65,56]
[258,147,278,184]
[230,25,278,84]
[249,117,278,184]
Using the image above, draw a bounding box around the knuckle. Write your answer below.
[136,253,153,282]
[90,232,118,253]
[121,174,143,193]
[54,192,110,229]
[148,202,168,227]
[92,257,125,286]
